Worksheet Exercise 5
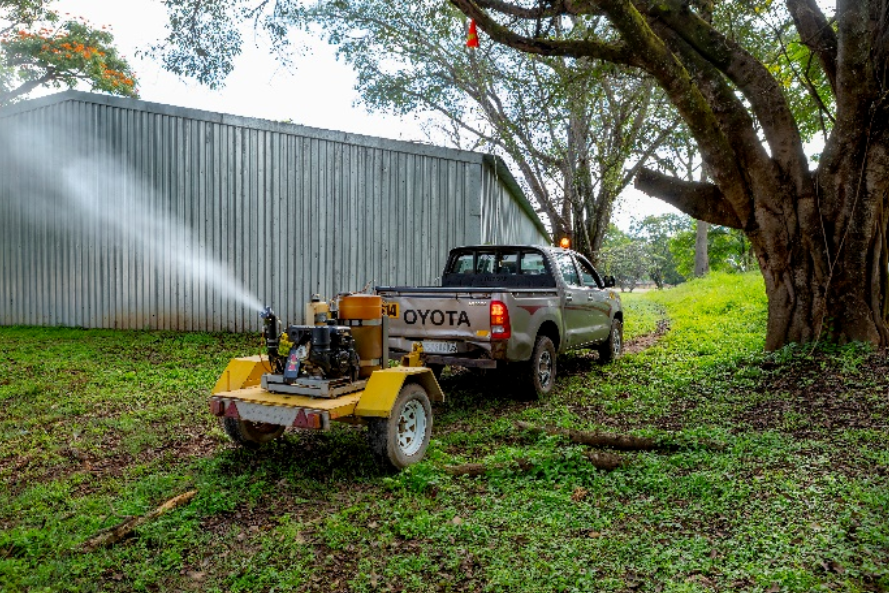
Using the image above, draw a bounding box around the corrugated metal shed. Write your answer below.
[0,91,549,331]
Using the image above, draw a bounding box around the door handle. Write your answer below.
[588,293,595,301]
[565,293,573,302]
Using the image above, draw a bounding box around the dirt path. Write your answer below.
[623,318,671,355]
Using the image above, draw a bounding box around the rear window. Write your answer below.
[442,248,556,288]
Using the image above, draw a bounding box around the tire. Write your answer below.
[597,318,623,364]
[522,335,557,399]
[366,382,433,470]
[221,417,285,448]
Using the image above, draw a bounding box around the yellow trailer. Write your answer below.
[209,296,443,470]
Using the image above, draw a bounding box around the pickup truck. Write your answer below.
[376,245,623,398]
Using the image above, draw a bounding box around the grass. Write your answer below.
[1,272,887,592]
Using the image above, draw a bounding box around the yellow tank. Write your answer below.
[339,294,383,378]
[305,294,330,325]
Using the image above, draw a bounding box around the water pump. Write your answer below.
[260,304,361,385]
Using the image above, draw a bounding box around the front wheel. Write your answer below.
[221,417,285,448]
[597,318,623,364]
[522,335,557,399]
[366,383,433,470]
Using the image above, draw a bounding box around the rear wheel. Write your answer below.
[597,318,623,364]
[222,417,285,448]
[522,335,557,399]
[366,382,432,470]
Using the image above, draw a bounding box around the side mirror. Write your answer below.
[603,275,616,288]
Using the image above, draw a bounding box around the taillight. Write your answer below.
[490,300,511,339]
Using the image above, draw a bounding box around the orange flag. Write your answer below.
[467,19,479,48]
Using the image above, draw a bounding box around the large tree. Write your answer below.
[0,0,137,106]
[449,0,889,349]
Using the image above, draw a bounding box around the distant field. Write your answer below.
[1,273,887,592]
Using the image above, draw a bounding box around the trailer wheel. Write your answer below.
[366,382,432,470]
[522,335,557,399]
[597,318,623,364]
[221,417,285,447]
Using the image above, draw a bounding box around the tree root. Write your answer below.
[81,490,197,552]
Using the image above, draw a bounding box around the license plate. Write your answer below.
[382,302,399,318]
[421,340,458,354]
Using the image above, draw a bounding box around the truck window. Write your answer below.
[452,253,475,274]
[574,255,604,289]
[441,248,556,288]
[498,252,518,274]
[520,252,546,275]
[554,252,581,287]
[477,253,497,273]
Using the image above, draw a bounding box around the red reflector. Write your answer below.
[224,402,239,418]
[209,399,225,416]
[490,300,511,339]
[293,410,321,429]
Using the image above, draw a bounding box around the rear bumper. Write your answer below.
[423,355,497,369]
[209,386,361,430]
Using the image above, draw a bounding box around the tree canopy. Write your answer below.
[0,0,137,106]
[301,0,681,263]
[447,0,889,350]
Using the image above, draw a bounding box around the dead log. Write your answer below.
[444,452,625,476]
[81,490,197,552]
[515,421,658,450]
[515,422,725,452]
[585,451,628,470]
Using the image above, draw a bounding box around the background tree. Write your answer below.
[450,0,889,350]
[0,0,137,106]
[670,223,756,278]
[599,225,651,292]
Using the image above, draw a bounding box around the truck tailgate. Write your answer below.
[382,290,493,343]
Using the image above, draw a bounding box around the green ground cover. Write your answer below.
[1,273,887,592]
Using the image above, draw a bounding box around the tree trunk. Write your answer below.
[749,144,889,350]
[694,220,709,277]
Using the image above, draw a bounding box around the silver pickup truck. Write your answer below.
[376,245,623,397]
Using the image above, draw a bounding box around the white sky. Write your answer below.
[48,0,678,232]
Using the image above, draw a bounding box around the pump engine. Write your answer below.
[260,306,361,385]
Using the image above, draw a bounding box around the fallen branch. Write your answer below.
[81,490,197,552]
[584,451,628,470]
[444,452,625,477]
[515,422,725,452]
[515,422,659,450]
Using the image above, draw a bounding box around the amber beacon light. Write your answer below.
[559,237,570,249]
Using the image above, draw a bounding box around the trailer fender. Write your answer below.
[212,356,273,395]
[355,367,444,418]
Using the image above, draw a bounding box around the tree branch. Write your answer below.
[647,0,809,191]
[634,168,743,229]
[785,0,838,95]
[0,71,57,106]
[450,0,636,65]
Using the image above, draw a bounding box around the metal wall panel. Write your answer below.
[0,92,548,331]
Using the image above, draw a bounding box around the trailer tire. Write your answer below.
[366,382,432,470]
[597,318,623,364]
[221,417,285,447]
[522,335,557,399]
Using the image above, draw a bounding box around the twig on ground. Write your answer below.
[81,490,197,552]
